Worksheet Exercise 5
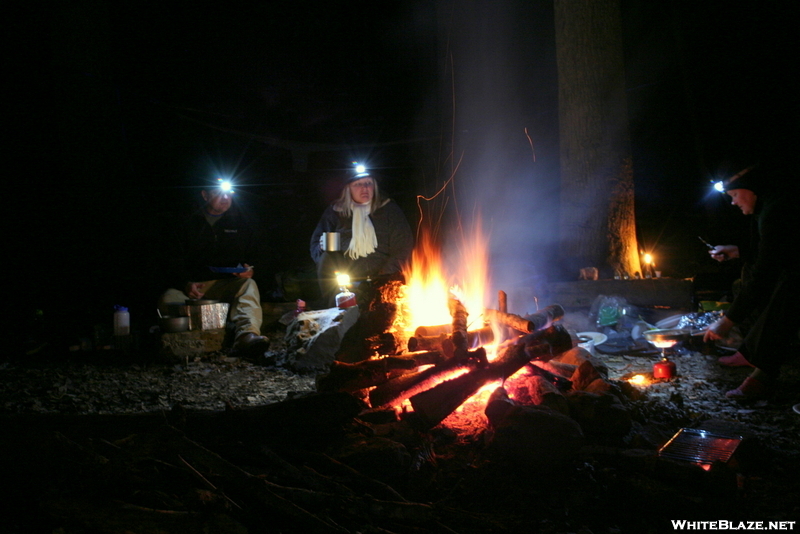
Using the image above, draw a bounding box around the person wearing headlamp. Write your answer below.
[159,179,269,358]
[310,166,413,306]
[702,162,800,401]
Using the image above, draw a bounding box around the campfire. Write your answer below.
[317,228,625,448]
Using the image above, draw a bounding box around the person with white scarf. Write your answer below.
[310,170,413,307]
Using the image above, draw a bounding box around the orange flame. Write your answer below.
[402,223,491,333]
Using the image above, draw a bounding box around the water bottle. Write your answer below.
[114,305,130,336]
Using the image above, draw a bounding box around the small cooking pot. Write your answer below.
[159,315,190,333]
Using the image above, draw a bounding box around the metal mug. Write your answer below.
[323,232,341,252]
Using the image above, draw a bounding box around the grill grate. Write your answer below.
[658,428,742,470]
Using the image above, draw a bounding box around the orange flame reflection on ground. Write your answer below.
[628,374,647,386]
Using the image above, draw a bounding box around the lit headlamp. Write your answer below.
[217,178,234,195]
[352,161,370,178]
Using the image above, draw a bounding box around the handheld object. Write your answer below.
[697,236,715,250]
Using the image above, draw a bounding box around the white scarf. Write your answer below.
[346,202,377,259]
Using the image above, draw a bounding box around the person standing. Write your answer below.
[703,163,800,400]
[310,166,413,306]
[159,180,269,357]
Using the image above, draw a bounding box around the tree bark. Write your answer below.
[554,0,641,279]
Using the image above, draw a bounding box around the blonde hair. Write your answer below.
[332,178,388,216]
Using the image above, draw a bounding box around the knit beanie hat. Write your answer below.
[344,162,375,184]
[722,165,759,194]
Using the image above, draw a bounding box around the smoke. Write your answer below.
[432,0,561,315]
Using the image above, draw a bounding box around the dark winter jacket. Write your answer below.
[725,191,800,324]
[167,206,264,290]
[309,200,413,277]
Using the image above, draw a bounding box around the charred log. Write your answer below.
[406,332,448,352]
[368,347,487,409]
[466,326,495,349]
[316,358,419,393]
[413,324,452,337]
[448,297,469,355]
[520,324,575,362]
[484,304,565,334]
[406,326,573,430]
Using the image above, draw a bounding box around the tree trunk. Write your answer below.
[554,0,641,279]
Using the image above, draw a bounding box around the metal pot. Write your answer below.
[159,315,190,333]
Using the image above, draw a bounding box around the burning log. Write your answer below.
[407,326,494,353]
[483,304,565,334]
[518,323,576,362]
[498,290,507,313]
[448,297,469,355]
[391,350,447,367]
[368,348,487,409]
[317,358,418,393]
[413,324,451,337]
[317,352,448,393]
[466,326,494,349]
[406,332,448,352]
[406,325,574,430]
[408,294,495,354]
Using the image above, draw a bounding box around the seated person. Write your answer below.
[310,166,413,306]
[159,179,268,356]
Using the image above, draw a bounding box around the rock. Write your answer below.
[533,360,578,378]
[567,390,632,439]
[552,347,609,376]
[508,374,571,417]
[284,307,360,372]
[583,377,614,395]
[485,395,584,472]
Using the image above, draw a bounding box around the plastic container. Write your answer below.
[113,305,130,336]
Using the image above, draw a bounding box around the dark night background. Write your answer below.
[7,1,798,352]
